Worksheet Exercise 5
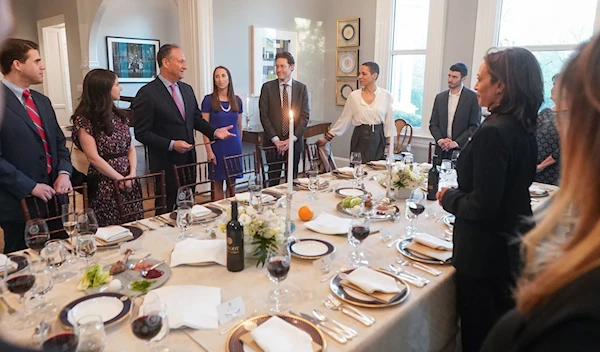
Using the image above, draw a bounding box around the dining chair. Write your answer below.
[173,160,214,204]
[304,142,320,172]
[224,152,259,195]
[112,171,166,222]
[394,118,413,154]
[259,146,288,188]
[20,184,89,237]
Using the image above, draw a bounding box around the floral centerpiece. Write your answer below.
[218,205,286,267]
[377,161,425,198]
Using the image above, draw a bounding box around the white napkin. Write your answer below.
[304,212,352,235]
[413,233,453,251]
[344,267,402,294]
[529,185,546,195]
[335,167,354,175]
[0,254,10,269]
[369,160,387,166]
[170,238,227,267]
[296,178,309,185]
[419,163,433,172]
[191,204,212,217]
[143,285,221,329]
[251,316,313,352]
[235,193,275,203]
[95,226,132,242]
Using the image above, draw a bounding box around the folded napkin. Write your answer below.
[413,233,453,251]
[235,193,275,203]
[369,160,387,166]
[143,285,221,329]
[529,185,547,195]
[0,254,10,269]
[296,178,310,185]
[335,167,354,175]
[406,241,453,262]
[304,212,352,235]
[340,280,403,303]
[191,204,212,217]
[95,226,132,243]
[344,266,403,294]
[170,238,227,267]
[250,316,314,352]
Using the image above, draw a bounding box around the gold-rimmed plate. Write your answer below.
[169,205,223,224]
[59,292,131,329]
[225,314,326,352]
[336,202,400,221]
[397,238,452,265]
[329,268,410,308]
[288,239,335,260]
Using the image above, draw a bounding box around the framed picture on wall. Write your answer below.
[251,25,298,95]
[336,49,359,77]
[337,18,360,47]
[335,79,358,106]
[106,36,160,83]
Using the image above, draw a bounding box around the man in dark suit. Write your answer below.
[0,38,73,253]
[133,44,235,211]
[429,63,481,161]
[259,52,310,186]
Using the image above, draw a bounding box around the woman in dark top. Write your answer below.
[481,33,600,352]
[535,74,564,186]
[436,47,543,352]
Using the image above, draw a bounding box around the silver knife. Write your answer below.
[299,312,353,340]
[289,311,347,344]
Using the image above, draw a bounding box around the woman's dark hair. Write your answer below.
[484,47,544,132]
[71,69,126,135]
[361,62,380,78]
[210,66,240,112]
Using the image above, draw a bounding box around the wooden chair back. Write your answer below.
[394,119,413,153]
[259,146,288,187]
[173,160,214,204]
[224,152,259,195]
[113,171,166,222]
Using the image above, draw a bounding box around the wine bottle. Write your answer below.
[226,201,244,272]
[427,155,440,201]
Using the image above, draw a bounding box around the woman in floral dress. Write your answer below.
[72,69,142,226]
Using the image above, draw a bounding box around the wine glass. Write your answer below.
[24,219,50,255]
[348,217,370,267]
[306,161,319,201]
[176,205,192,241]
[41,239,71,282]
[75,315,106,352]
[349,152,362,186]
[4,256,36,329]
[130,297,170,350]
[266,244,291,313]
[77,209,98,235]
[406,193,426,236]
[176,186,194,208]
[61,203,77,247]
[248,173,263,210]
[440,159,453,180]
[30,260,56,318]
[42,331,78,352]
[75,234,97,264]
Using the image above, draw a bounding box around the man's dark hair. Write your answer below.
[450,62,468,78]
[157,44,180,68]
[275,52,295,66]
[362,62,380,77]
[0,38,38,75]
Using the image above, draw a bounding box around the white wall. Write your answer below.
[95,0,179,97]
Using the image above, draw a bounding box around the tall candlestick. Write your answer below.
[287,110,294,194]
[388,133,394,164]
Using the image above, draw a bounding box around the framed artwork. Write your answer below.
[337,18,360,47]
[106,36,160,83]
[251,26,298,94]
[335,79,358,106]
[336,49,359,77]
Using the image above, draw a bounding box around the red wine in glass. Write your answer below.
[6,275,35,295]
[42,333,78,352]
[267,257,290,281]
[131,314,163,341]
[409,203,426,216]
[26,235,48,252]
[351,225,370,242]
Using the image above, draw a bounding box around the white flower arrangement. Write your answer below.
[377,162,425,190]
[218,205,286,267]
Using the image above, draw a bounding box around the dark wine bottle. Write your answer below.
[226,201,244,272]
[427,155,440,201]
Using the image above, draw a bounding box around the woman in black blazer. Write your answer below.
[436,47,543,352]
[481,33,600,352]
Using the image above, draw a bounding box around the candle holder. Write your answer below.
[245,112,252,130]
[284,192,295,243]
[386,159,394,200]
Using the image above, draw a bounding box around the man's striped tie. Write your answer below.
[22,90,52,174]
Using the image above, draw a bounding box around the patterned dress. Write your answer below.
[73,115,143,226]
[535,108,560,185]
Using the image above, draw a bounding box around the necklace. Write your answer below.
[220,101,231,112]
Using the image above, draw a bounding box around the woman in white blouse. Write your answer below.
[317,62,396,162]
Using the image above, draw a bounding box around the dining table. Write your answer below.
[0,169,557,352]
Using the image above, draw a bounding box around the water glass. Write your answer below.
[248,173,263,210]
[75,234,97,263]
[176,205,192,241]
[349,152,362,186]
[75,315,106,352]
[403,152,414,164]
[42,240,70,282]
[307,162,319,201]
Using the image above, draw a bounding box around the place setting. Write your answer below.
[396,232,453,265]
[529,184,551,198]
[288,239,335,260]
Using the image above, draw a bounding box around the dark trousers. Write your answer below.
[265,139,303,188]
[1,222,26,254]
[350,124,385,163]
[456,271,516,352]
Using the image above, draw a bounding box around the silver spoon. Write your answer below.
[128,254,151,270]
[312,309,357,338]
[141,261,166,278]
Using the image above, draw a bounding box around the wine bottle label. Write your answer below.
[227,246,241,255]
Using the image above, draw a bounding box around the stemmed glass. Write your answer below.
[130,297,170,350]
[75,315,106,352]
[267,244,291,313]
[348,217,370,267]
[3,256,36,329]
[405,192,426,236]
[76,209,98,265]
[248,173,263,211]
[30,260,56,318]
[176,204,192,241]
[176,187,194,208]
[42,330,78,352]
[24,219,50,255]
[61,203,77,250]
[306,161,319,201]
[42,239,71,282]
[440,159,453,183]
[349,152,362,187]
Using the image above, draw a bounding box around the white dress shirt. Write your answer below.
[446,85,463,138]
[329,86,396,138]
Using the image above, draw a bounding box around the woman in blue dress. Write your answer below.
[201,66,243,199]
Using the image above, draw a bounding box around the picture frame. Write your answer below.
[336,49,359,77]
[106,36,160,83]
[337,18,360,47]
[251,26,298,95]
[335,79,358,106]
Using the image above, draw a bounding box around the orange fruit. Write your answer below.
[298,206,314,221]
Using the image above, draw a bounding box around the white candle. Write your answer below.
[287,110,294,194]
[246,95,250,113]
[388,132,394,163]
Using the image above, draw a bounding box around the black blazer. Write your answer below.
[481,266,600,352]
[133,78,217,172]
[441,114,537,278]
[259,79,310,147]
[0,84,72,222]
[429,87,481,155]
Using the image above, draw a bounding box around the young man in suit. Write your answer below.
[429,63,481,161]
[259,52,310,186]
[133,44,235,212]
[0,38,73,253]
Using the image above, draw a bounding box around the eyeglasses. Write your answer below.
[275,65,290,70]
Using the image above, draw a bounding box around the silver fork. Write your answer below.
[132,221,152,232]
[324,295,375,326]
[390,264,430,284]
[396,259,441,276]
